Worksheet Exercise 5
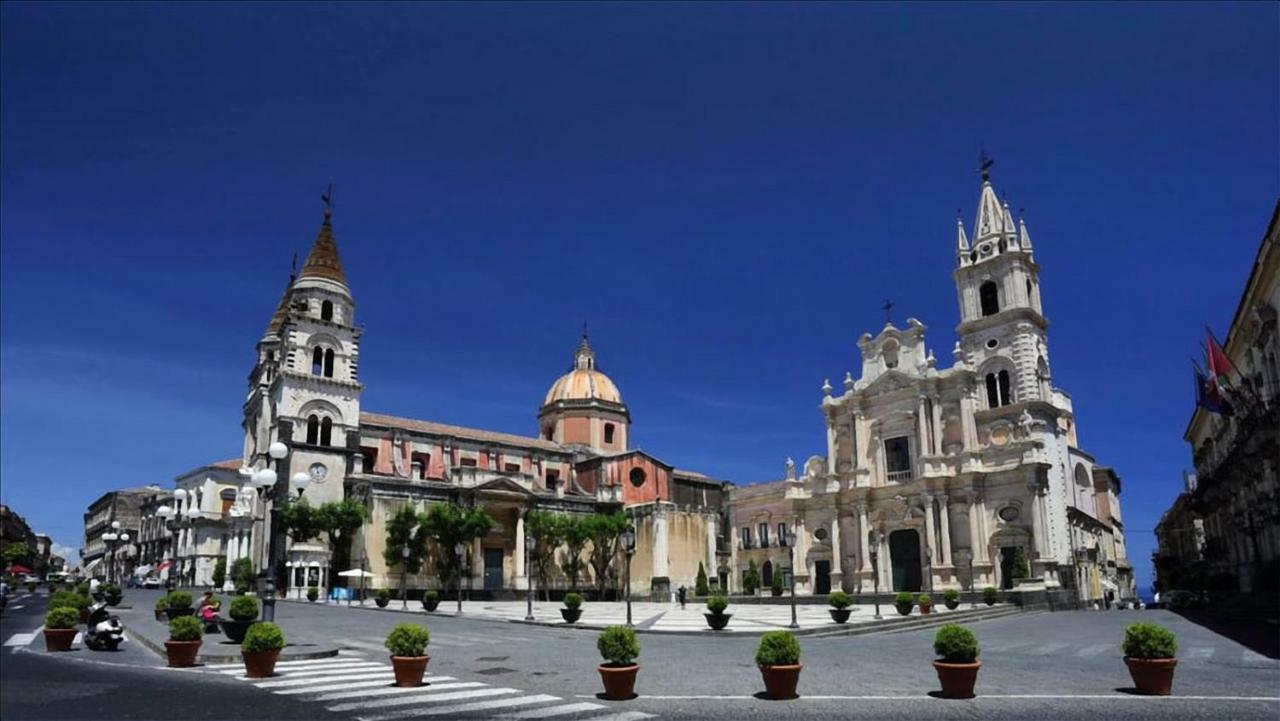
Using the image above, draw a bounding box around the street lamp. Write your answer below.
[102,531,118,585]
[621,525,636,627]
[157,500,177,590]
[453,542,466,615]
[401,545,410,610]
[119,532,131,584]
[870,530,884,620]
[782,527,799,629]
[524,533,536,622]
[251,441,302,622]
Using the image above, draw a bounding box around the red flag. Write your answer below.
[1205,329,1235,387]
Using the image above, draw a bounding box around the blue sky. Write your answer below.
[2,2,1275,595]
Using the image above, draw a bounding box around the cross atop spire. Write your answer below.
[882,298,895,325]
[321,182,334,220]
[978,147,994,182]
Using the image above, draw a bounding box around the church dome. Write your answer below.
[542,332,623,406]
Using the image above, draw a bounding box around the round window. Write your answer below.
[998,506,1020,523]
[629,468,647,487]
[986,338,999,349]
[813,528,829,541]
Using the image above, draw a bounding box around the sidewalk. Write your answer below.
[122,598,339,664]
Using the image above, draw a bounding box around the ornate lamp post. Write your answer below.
[249,442,309,622]
[401,545,410,610]
[118,532,131,584]
[870,530,884,620]
[524,534,536,622]
[782,527,799,629]
[453,542,466,615]
[102,520,121,584]
[621,525,636,627]
[157,500,178,590]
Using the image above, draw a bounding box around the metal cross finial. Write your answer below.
[321,182,334,218]
[978,148,994,181]
[882,298,894,325]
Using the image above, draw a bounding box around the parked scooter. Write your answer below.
[84,601,125,651]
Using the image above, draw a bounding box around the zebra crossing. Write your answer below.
[207,654,657,721]
[978,640,1280,667]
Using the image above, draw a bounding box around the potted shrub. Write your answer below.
[221,596,259,644]
[101,583,123,607]
[165,615,203,668]
[1122,622,1178,695]
[943,589,960,610]
[43,607,79,652]
[932,623,980,699]
[164,590,195,620]
[770,572,784,597]
[756,630,802,700]
[375,589,391,608]
[918,593,933,615]
[154,596,168,622]
[241,622,285,678]
[704,595,732,630]
[894,592,914,616]
[596,625,640,700]
[828,591,853,623]
[561,592,584,623]
[385,622,431,687]
[422,590,440,612]
[982,586,998,606]
[306,586,319,603]
[26,580,37,593]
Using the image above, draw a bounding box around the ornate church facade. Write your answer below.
[729,168,1134,603]
[231,206,728,599]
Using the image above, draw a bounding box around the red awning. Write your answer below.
[7,564,33,574]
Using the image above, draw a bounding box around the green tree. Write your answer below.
[315,499,368,588]
[771,567,785,595]
[384,504,428,575]
[695,561,709,596]
[526,510,567,600]
[211,558,227,589]
[559,515,591,591]
[744,559,761,595]
[419,503,492,596]
[279,498,321,543]
[585,513,629,597]
[2,544,34,567]
[230,557,256,593]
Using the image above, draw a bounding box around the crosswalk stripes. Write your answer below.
[217,656,655,721]
[3,626,42,647]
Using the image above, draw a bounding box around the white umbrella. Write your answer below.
[337,569,375,578]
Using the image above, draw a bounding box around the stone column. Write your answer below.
[960,391,978,451]
[830,513,843,577]
[931,397,944,455]
[472,537,484,586]
[853,412,866,470]
[651,506,670,580]
[879,532,893,590]
[705,513,717,575]
[514,514,526,590]
[938,495,952,566]
[973,495,990,562]
[826,417,837,475]
[921,494,937,568]
[856,503,871,573]
[916,396,929,460]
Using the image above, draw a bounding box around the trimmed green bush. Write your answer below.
[934,623,979,662]
[771,571,784,596]
[755,631,801,667]
[166,590,193,609]
[1010,546,1030,580]
[706,595,728,615]
[76,582,90,595]
[563,592,584,610]
[168,615,203,642]
[895,592,914,605]
[424,590,439,602]
[828,591,853,609]
[375,588,391,601]
[230,557,255,595]
[229,596,259,621]
[100,582,122,597]
[211,558,227,589]
[385,623,431,657]
[242,622,285,653]
[155,596,168,610]
[695,562,709,597]
[982,586,998,604]
[597,625,640,666]
[918,593,933,606]
[1122,623,1177,659]
[49,591,87,610]
[306,586,319,602]
[45,606,79,629]
[944,589,960,603]
[744,559,761,595]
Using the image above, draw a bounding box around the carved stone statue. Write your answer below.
[392,430,408,478]
[1019,409,1034,437]
[785,457,796,480]
[231,487,256,518]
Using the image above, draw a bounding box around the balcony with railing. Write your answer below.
[886,469,913,483]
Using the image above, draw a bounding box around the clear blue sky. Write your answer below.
[2,2,1276,595]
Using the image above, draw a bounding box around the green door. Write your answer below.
[889,529,922,592]
[483,548,504,590]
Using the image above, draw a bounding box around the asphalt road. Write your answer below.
[4,589,1277,720]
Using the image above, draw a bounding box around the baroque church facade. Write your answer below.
[729,168,1134,603]
[232,206,728,599]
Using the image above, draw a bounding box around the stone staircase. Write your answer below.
[802,603,1032,637]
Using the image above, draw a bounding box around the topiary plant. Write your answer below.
[229,596,259,621]
[744,559,761,595]
[597,625,640,666]
[918,593,933,606]
[45,606,79,630]
[895,592,914,605]
[306,586,319,602]
[934,623,979,662]
[166,590,193,609]
[695,562,710,597]
[242,622,285,653]
[563,592,583,610]
[828,591,853,609]
[1122,622,1177,659]
[982,586,999,604]
[101,583,122,597]
[376,588,391,601]
[755,631,801,667]
[168,615,203,642]
[771,571,784,596]
[424,590,439,602]
[155,596,169,611]
[49,591,86,610]
[944,589,960,603]
[76,581,90,596]
[385,623,431,657]
[706,595,728,615]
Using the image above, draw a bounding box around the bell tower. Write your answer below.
[953,157,1052,408]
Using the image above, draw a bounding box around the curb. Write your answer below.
[126,623,339,665]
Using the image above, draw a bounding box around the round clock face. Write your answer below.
[309,463,329,483]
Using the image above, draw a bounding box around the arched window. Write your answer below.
[321,300,333,321]
[998,237,1007,253]
[312,347,324,375]
[306,415,319,445]
[882,340,899,369]
[1037,356,1050,398]
[323,348,335,378]
[980,281,1000,317]
[320,417,333,446]
[998,370,1012,406]
[604,423,615,444]
[1025,279,1033,305]
[986,374,1000,408]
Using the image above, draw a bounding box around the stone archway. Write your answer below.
[762,560,774,587]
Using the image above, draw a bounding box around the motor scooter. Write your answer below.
[84,601,125,651]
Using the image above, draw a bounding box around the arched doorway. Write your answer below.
[761,560,774,588]
[889,529,923,592]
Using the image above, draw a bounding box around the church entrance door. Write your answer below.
[761,561,774,588]
[999,546,1017,590]
[483,548,504,590]
[814,560,832,595]
[889,530,923,592]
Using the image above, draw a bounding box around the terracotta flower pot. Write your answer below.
[391,655,430,687]
[242,648,282,678]
[829,608,851,624]
[920,603,932,615]
[933,660,981,699]
[560,608,582,624]
[43,627,77,652]
[165,639,202,668]
[598,663,639,700]
[759,663,802,700]
[704,612,731,630]
[1125,657,1177,695]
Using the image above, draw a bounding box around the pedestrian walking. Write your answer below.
[677,585,687,610]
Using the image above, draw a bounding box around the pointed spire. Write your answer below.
[1002,199,1016,240]
[573,326,596,371]
[956,215,969,253]
[297,211,348,288]
[1019,214,1033,251]
[972,150,1009,243]
[264,277,294,337]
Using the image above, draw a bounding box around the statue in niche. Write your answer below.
[231,487,256,518]
[392,430,408,478]
[1019,409,1034,437]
